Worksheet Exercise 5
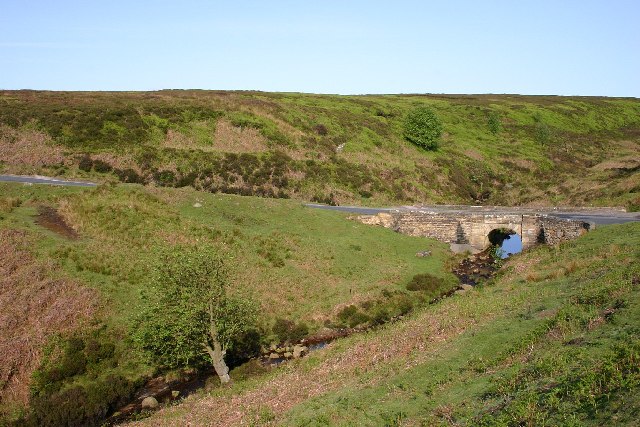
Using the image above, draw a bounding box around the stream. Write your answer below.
[107,244,516,424]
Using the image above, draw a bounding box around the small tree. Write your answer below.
[135,246,257,383]
[533,112,552,146]
[403,106,443,150]
[534,121,551,146]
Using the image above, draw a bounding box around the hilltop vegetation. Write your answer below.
[1,91,639,209]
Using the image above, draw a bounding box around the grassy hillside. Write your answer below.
[0,182,456,424]
[135,221,640,426]
[1,91,639,209]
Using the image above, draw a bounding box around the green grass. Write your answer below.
[1,91,638,208]
[135,221,640,426]
[0,181,459,424]
[280,223,640,426]
[5,182,453,321]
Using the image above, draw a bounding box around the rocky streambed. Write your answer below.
[106,332,343,425]
[452,248,501,286]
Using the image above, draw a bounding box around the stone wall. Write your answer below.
[538,216,592,245]
[356,210,592,250]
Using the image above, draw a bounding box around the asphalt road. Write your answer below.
[0,174,97,187]
[2,175,637,225]
[305,203,640,225]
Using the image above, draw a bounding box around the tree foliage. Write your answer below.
[403,106,443,150]
[134,246,257,381]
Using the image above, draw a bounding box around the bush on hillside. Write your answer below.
[403,106,442,150]
[78,155,93,172]
[272,318,309,343]
[337,305,370,328]
[487,111,502,134]
[406,273,442,293]
[27,375,136,427]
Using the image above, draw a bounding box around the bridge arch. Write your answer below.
[487,228,523,257]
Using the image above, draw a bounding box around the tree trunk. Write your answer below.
[204,340,230,383]
[205,306,230,383]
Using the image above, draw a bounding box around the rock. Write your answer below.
[141,396,159,410]
[193,202,202,208]
[284,352,293,358]
[171,390,180,399]
[269,352,280,359]
[461,284,473,291]
[269,343,277,351]
[293,345,307,358]
[416,250,432,257]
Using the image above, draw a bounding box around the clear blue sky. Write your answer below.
[1,0,638,96]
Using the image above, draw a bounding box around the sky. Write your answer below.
[1,0,639,96]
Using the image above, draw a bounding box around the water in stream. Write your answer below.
[497,233,523,259]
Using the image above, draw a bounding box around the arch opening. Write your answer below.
[488,228,522,259]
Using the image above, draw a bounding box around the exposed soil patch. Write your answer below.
[35,206,78,239]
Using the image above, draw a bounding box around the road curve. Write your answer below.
[0,174,97,187]
[304,203,640,226]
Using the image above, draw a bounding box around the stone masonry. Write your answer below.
[357,210,593,250]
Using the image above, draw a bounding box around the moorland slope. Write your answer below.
[1,91,639,209]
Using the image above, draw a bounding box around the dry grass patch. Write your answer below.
[0,125,65,167]
[0,229,98,410]
[213,119,269,153]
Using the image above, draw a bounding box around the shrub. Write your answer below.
[272,318,309,343]
[337,305,370,328]
[114,168,145,184]
[403,106,442,150]
[406,273,442,293]
[314,124,328,136]
[396,295,414,316]
[92,159,112,173]
[28,375,136,427]
[78,155,93,172]
[85,339,115,365]
[371,307,390,325]
[487,111,502,134]
[535,121,551,145]
[152,170,177,187]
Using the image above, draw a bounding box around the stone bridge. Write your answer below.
[357,208,594,251]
